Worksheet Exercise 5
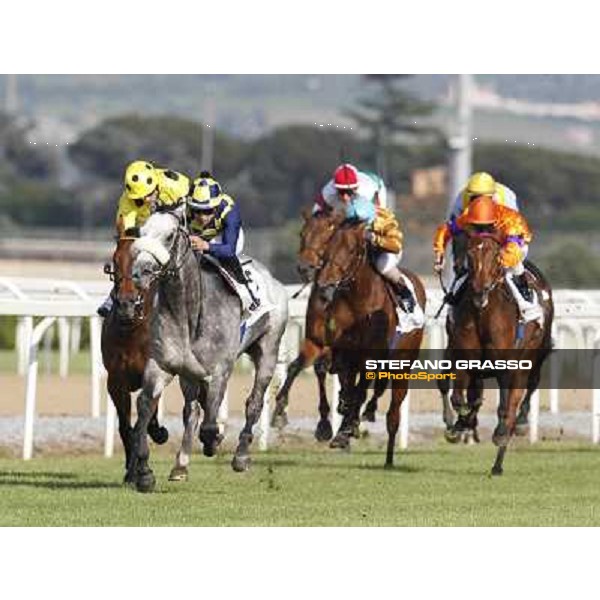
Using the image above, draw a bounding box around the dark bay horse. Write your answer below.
[315,218,426,467]
[101,237,170,475]
[443,231,553,475]
[271,209,388,440]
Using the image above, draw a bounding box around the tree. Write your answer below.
[347,75,440,181]
[69,115,248,180]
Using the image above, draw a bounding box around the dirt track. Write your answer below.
[0,370,592,417]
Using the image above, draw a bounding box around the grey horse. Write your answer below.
[126,205,289,492]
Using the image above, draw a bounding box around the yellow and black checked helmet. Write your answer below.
[189,172,223,211]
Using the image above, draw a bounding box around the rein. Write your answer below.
[321,231,367,294]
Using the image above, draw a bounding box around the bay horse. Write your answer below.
[126,205,289,492]
[444,231,553,475]
[315,217,426,467]
[271,209,388,440]
[101,236,170,476]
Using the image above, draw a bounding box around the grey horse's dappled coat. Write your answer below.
[126,206,288,491]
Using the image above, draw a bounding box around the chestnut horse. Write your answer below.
[101,237,170,475]
[271,209,388,440]
[444,231,553,475]
[315,217,426,467]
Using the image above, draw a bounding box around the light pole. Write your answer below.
[447,74,473,214]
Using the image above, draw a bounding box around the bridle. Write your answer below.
[466,231,505,308]
[143,212,192,285]
[299,212,339,273]
[318,225,367,297]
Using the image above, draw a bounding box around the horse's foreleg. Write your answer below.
[515,366,542,436]
[445,371,469,443]
[199,373,228,458]
[329,370,358,450]
[314,355,333,441]
[148,399,169,445]
[362,377,386,423]
[385,384,408,468]
[232,345,277,472]
[169,380,201,482]
[127,361,173,492]
[107,375,132,474]
[272,338,323,429]
[437,348,455,431]
[492,384,526,475]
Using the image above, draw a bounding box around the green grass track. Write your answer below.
[0,442,599,526]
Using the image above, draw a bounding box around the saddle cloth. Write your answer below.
[395,272,425,334]
[203,254,274,328]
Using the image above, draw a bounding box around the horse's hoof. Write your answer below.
[135,470,156,493]
[202,444,216,458]
[271,412,288,430]
[361,410,376,423]
[149,426,169,445]
[329,434,350,450]
[491,465,503,476]
[168,466,188,482]
[314,419,333,442]
[231,454,251,473]
[514,423,529,437]
[444,428,461,444]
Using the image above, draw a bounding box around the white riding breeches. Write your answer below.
[375,250,403,275]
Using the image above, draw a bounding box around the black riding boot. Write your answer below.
[513,273,533,303]
[221,256,261,310]
[395,282,415,313]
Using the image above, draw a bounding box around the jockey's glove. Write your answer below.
[124,226,141,238]
[500,242,522,268]
[433,253,445,273]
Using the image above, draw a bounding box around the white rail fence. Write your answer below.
[1,277,600,459]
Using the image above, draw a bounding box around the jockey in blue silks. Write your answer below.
[187,171,260,312]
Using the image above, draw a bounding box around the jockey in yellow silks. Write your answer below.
[116,160,191,236]
[98,160,191,317]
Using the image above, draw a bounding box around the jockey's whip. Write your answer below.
[434,270,450,320]
[291,281,310,299]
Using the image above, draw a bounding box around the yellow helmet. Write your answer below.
[190,172,223,211]
[124,161,158,200]
[466,172,496,197]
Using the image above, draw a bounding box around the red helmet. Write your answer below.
[333,164,359,190]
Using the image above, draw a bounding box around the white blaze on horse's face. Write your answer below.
[131,213,177,289]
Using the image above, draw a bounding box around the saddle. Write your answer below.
[201,254,273,324]
[449,261,548,326]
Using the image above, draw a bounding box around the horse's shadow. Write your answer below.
[0,471,122,490]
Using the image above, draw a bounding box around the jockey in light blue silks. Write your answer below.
[314,163,423,329]
[187,171,261,314]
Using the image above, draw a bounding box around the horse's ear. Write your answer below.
[301,207,312,222]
